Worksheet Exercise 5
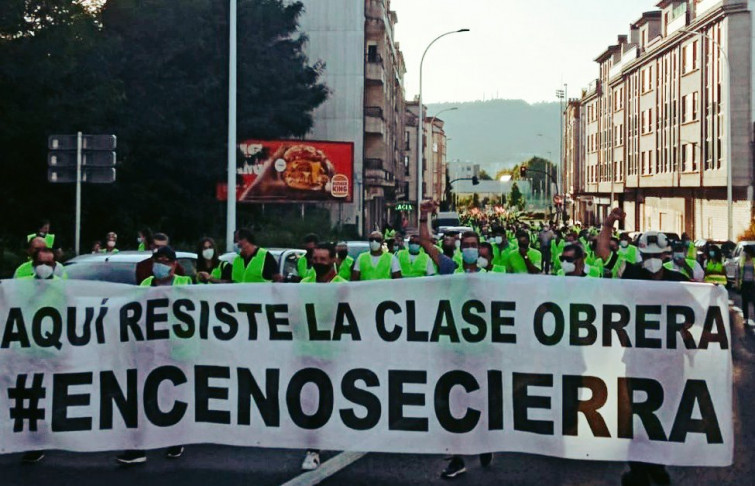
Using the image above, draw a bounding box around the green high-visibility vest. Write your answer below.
[506,248,542,274]
[491,264,506,273]
[232,248,271,283]
[664,258,698,280]
[140,275,193,286]
[27,233,55,248]
[618,244,639,264]
[13,261,33,279]
[704,261,727,285]
[357,252,394,280]
[300,274,347,283]
[297,255,315,279]
[397,250,430,278]
[551,239,566,273]
[14,261,68,279]
[455,266,487,274]
[138,242,146,251]
[197,261,229,284]
[338,256,354,281]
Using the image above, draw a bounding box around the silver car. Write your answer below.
[724,241,755,288]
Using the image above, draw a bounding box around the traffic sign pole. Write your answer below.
[75,131,82,256]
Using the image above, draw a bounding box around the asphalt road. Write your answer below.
[1,288,753,486]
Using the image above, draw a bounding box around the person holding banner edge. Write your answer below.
[298,242,347,470]
[116,246,188,465]
[417,200,493,479]
[598,208,688,486]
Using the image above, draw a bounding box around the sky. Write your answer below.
[391,0,661,104]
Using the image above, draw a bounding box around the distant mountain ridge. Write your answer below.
[427,99,562,175]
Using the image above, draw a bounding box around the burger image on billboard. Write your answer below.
[281,145,334,191]
[226,139,354,203]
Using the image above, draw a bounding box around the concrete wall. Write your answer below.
[297,0,365,232]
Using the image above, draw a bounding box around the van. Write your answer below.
[434,211,460,229]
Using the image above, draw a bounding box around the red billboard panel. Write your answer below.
[217,140,354,203]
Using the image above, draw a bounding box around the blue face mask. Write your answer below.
[408,243,421,255]
[233,243,241,255]
[462,247,479,264]
[153,262,172,280]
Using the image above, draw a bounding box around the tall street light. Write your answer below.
[226,0,238,251]
[679,27,732,241]
[417,29,469,224]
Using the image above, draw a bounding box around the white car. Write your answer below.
[724,241,755,288]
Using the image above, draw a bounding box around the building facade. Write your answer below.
[568,0,754,239]
[298,0,408,236]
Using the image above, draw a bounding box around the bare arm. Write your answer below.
[597,208,625,261]
[418,200,442,267]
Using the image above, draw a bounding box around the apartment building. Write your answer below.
[297,0,408,235]
[569,0,754,239]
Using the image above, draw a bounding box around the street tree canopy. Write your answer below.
[0,0,328,249]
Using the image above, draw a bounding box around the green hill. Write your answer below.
[427,99,562,174]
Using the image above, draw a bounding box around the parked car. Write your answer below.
[219,248,305,282]
[433,211,460,229]
[724,240,755,288]
[342,241,370,260]
[64,251,197,285]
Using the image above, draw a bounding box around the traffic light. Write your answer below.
[520,166,527,178]
[472,176,479,185]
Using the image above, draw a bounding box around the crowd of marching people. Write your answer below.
[11,201,740,485]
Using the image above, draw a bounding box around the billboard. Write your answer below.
[217,139,354,203]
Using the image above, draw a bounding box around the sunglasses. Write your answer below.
[368,238,382,242]
[559,255,576,263]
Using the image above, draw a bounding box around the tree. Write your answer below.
[512,156,556,199]
[507,182,525,211]
[478,169,493,180]
[0,0,328,250]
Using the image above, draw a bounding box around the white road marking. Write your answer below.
[280,451,367,486]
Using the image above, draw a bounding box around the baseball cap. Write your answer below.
[153,245,177,261]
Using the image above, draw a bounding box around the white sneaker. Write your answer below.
[301,450,320,471]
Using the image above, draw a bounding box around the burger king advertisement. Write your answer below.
[217,140,354,203]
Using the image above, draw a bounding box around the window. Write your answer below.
[404,131,411,150]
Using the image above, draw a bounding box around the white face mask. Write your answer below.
[620,241,629,248]
[106,240,116,248]
[34,264,54,279]
[477,257,489,269]
[454,240,461,250]
[369,241,382,252]
[202,248,215,260]
[561,261,577,275]
[642,258,663,274]
[493,236,503,245]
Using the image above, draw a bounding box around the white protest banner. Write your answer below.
[0,276,732,466]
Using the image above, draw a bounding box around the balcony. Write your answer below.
[365,54,385,85]
[364,158,395,188]
[364,106,385,136]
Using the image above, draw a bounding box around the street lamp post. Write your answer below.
[417,29,469,225]
[226,0,237,252]
[679,28,732,241]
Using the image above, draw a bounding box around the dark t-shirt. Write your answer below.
[221,247,278,281]
[622,263,689,282]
